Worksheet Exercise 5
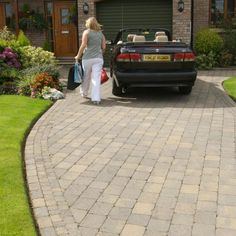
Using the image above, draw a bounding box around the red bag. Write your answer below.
[101,68,109,84]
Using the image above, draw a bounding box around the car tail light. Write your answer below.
[116,53,141,62]
[116,53,130,62]
[130,53,141,62]
[184,52,195,61]
[174,53,185,61]
[174,52,195,62]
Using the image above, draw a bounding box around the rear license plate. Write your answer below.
[143,54,171,61]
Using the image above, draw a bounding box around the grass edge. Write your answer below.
[20,100,54,236]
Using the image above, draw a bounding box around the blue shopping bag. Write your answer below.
[74,62,84,83]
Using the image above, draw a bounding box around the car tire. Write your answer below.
[179,86,192,95]
[112,79,123,96]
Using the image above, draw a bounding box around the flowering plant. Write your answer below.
[0,47,21,68]
[18,46,57,68]
[30,72,60,98]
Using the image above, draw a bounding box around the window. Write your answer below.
[61,8,69,25]
[44,1,54,51]
[210,0,236,27]
[5,3,14,29]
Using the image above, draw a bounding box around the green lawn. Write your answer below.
[223,76,236,101]
[0,95,52,236]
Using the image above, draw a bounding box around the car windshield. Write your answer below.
[113,28,171,44]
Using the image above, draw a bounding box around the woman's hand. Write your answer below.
[74,55,79,62]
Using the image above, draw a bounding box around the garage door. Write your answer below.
[96,0,172,65]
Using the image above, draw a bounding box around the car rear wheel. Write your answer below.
[179,86,192,95]
[112,79,123,96]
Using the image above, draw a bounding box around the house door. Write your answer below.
[54,1,78,57]
[0,3,6,29]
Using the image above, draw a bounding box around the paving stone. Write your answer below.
[101,218,126,234]
[192,223,215,236]
[80,213,106,228]
[109,207,132,221]
[98,194,119,204]
[194,211,216,225]
[73,197,96,210]
[71,209,87,223]
[37,216,53,228]
[78,226,98,236]
[127,214,150,226]
[216,228,236,236]
[168,224,192,236]
[40,227,57,236]
[90,202,113,216]
[172,213,193,225]
[143,183,162,194]
[138,192,159,204]
[147,218,170,232]
[175,202,196,215]
[115,198,136,208]
[132,202,155,215]
[197,201,217,212]
[152,207,174,221]
[121,224,145,236]
[198,191,218,202]
[217,216,236,230]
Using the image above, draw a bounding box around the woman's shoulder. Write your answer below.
[83,29,90,35]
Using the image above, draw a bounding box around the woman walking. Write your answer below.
[75,17,106,104]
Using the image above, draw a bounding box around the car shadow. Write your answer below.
[89,77,236,109]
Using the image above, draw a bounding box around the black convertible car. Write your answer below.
[109,28,197,96]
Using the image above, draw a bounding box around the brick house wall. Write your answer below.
[77,0,95,42]
[77,0,193,45]
[172,0,192,44]
[193,0,210,36]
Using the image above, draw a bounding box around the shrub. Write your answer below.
[0,39,21,53]
[18,46,57,68]
[17,76,34,96]
[0,81,18,95]
[30,72,60,98]
[222,30,236,64]
[194,29,224,55]
[17,30,31,46]
[219,50,233,67]
[0,47,21,84]
[0,47,21,69]
[20,64,60,80]
[0,68,21,84]
[195,51,218,70]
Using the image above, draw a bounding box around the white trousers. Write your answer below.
[80,58,103,102]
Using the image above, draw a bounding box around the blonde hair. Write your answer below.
[85,17,102,31]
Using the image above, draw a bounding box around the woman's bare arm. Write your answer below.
[75,30,88,61]
[101,33,106,53]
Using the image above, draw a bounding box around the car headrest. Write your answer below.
[155,31,166,37]
[155,35,168,42]
[133,35,146,42]
[127,34,136,42]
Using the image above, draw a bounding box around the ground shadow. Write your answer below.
[78,77,235,109]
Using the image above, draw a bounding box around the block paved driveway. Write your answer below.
[25,69,236,236]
